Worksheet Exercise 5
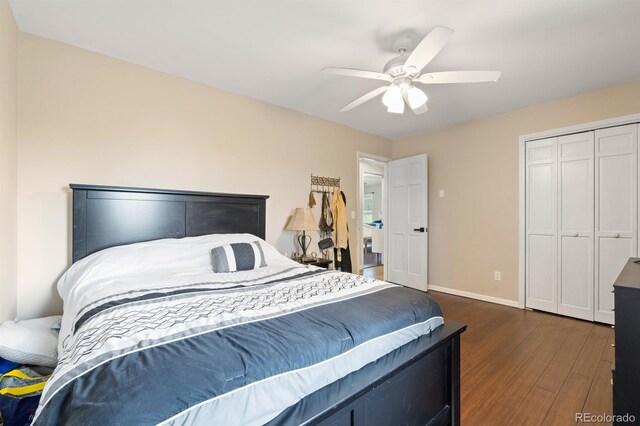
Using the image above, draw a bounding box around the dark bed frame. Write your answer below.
[70,184,466,426]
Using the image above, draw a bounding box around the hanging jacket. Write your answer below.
[331,189,348,249]
[319,192,333,232]
[333,191,352,272]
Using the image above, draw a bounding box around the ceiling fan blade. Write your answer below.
[416,70,501,84]
[400,86,428,115]
[323,67,391,81]
[403,26,454,75]
[340,86,389,112]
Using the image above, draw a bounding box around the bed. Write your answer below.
[33,184,465,425]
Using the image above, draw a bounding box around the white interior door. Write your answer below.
[557,132,594,321]
[387,154,428,290]
[526,137,558,313]
[595,124,638,324]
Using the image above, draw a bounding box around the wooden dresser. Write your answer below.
[612,257,640,423]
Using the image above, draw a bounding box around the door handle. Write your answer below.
[413,227,427,233]
[615,233,620,238]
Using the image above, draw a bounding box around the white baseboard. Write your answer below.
[428,285,520,308]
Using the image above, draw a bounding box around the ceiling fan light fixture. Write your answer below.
[325,26,501,115]
[387,102,405,114]
[382,85,404,113]
[382,85,402,107]
[408,86,428,109]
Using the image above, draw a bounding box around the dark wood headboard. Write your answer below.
[71,184,269,263]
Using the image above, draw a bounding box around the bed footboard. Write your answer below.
[268,321,466,426]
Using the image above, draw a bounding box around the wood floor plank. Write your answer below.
[535,320,593,392]
[430,291,477,321]
[571,325,610,378]
[581,361,614,424]
[461,314,558,420]
[427,292,613,426]
[459,304,520,345]
[505,386,557,426]
[470,315,570,423]
[543,372,592,425]
[461,311,546,388]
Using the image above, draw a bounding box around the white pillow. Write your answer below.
[0,316,61,367]
[57,233,293,301]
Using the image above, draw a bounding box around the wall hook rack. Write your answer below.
[310,174,340,193]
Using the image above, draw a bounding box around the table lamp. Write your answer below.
[286,207,320,260]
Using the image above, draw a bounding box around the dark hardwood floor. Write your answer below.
[429,291,613,426]
[356,268,612,424]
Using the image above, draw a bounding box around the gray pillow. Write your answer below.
[211,241,267,272]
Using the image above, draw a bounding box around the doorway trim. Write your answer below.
[357,152,390,279]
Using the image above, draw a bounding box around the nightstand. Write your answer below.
[294,257,333,269]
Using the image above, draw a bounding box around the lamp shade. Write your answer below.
[286,208,320,232]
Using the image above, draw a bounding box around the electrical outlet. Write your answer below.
[494,271,502,281]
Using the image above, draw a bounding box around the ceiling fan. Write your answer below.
[323,27,501,115]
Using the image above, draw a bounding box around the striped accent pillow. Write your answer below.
[211,241,267,272]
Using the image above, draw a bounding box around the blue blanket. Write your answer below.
[34,267,442,425]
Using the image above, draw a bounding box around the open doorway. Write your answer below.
[358,155,387,280]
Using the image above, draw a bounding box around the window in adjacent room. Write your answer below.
[363,192,374,223]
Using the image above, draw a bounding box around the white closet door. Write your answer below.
[526,137,558,313]
[557,132,594,321]
[595,124,638,324]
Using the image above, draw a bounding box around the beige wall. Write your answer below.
[393,80,640,303]
[17,33,390,319]
[0,0,17,321]
[13,28,640,318]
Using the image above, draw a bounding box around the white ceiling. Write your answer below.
[9,0,640,139]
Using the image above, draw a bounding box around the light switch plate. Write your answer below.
[439,190,445,198]
[351,210,356,219]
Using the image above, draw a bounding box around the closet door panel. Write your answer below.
[597,238,633,316]
[560,160,591,230]
[526,138,558,313]
[529,163,555,231]
[528,235,556,304]
[560,237,591,311]
[595,124,638,324]
[598,155,633,233]
[558,132,594,320]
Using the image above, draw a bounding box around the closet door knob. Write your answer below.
[615,233,620,238]
[573,233,579,237]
